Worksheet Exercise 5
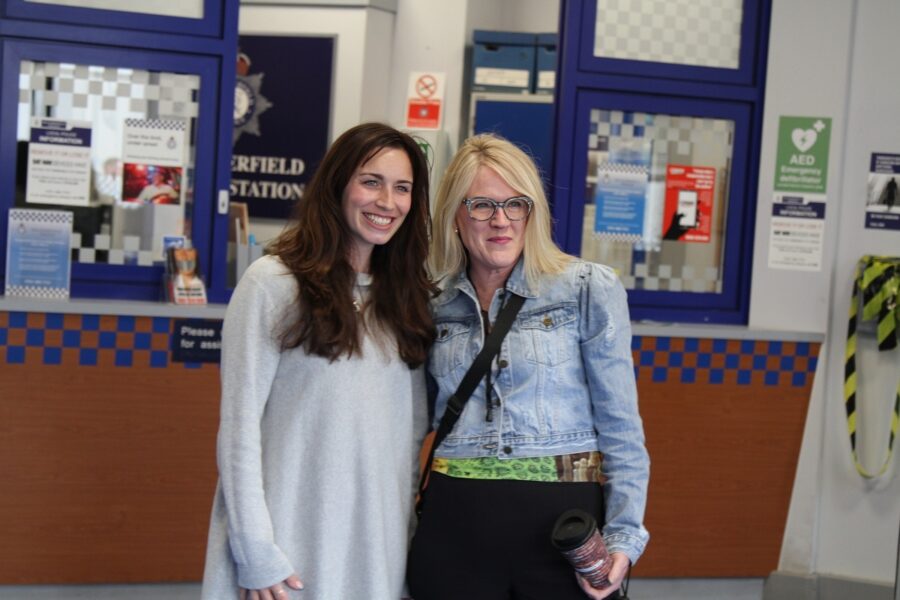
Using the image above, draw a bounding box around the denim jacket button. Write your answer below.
[503,445,512,455]
[498,359,508,368]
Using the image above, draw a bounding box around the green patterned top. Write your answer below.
[433,451,605,484]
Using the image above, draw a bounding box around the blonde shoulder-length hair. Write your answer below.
[429,133,572,285]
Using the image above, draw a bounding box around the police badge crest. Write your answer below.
[233,50,273,145]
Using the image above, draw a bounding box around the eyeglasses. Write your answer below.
[462,196,533,221]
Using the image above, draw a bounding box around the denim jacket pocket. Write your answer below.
[519,303,578,366]
[430,318,473,376]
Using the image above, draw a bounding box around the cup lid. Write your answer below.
[551,509,597,551]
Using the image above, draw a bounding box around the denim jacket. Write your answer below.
[428,257,650,563]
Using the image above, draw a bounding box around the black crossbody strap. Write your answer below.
[417,293,525,505]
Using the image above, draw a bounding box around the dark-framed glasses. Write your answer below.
[462,196,533,221]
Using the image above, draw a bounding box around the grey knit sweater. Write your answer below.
[202,256,427,599]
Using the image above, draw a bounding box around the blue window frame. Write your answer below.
[571,91,755,322]
[0,2,238,303]
[577,0,766,86]
[552,0,771,324]
[2,0,223,38]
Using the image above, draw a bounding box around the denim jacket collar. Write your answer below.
[441,256,538,308]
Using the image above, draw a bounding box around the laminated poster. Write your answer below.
[865,152,900,231]
[26,118,92,207]
[593,138,652,242]
[120,118,186,206]
[768,194,826,271]
[5,208,73,299]
[662,165,715,243]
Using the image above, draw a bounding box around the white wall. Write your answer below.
[386,0,468,149]
[813,0,900,583]
[362,7,396,123]
[747,1,852,334]
[498,0,559,33]
[773,0,900,586]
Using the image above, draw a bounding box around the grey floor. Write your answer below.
[0,578,765,599]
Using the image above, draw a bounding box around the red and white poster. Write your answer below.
[405,71,445,130]
[662,164,716,243]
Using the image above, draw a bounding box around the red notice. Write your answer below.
[663,164,716,243]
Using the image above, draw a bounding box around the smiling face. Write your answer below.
[342,146,413,273]
[455,165,527,283]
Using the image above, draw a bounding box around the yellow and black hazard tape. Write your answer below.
[843,255,900,478]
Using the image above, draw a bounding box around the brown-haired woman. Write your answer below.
[202,123,436,600]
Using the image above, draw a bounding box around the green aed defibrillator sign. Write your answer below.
[774,116,832,193]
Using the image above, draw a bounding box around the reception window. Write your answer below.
[581,108,735,294]
[16,60,201,268]
[553,0,769,323]
[0,3,238,302]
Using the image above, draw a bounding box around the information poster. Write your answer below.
[768,194,826,271]
[5,208,73,299]
[406,71,445,130]
[26,118,92,207]
[594,138,652,242]
[231,35,334,219]
[865,152,900,231]
[774,116,832,193]
[662,165,715,243]
[121,118,187,205]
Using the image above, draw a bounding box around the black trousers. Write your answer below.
[407,473,620,600]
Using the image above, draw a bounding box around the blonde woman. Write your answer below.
[408,134,649,600]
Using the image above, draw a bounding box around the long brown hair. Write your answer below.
[268,122,436,367]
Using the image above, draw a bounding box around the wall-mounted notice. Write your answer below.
[662,164,715,243]
[121,118,187,205]
[865,152,900,231]
[120,118,188,261]
[774,116,832,194]
[768,194,826,271]
[5,208,73,299]
[406,71,446,130]
[26,118,92,207]
[594,138,652,242]
[171,319,221,363]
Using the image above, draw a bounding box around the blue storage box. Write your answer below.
[534,33,557,95]
[472,30,536,93]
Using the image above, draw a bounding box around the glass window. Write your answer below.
[15,60,200,267]
[555,0,770,323]
[580,109,734,294]
[24,0,203,19]
[593,0,743,69]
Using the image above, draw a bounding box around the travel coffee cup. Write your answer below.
[551,508,611,589]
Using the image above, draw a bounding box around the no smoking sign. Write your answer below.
[416,75,438,99]
[406,71,445,130]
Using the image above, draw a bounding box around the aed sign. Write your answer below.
[774,116,832,193]
[171,319,222,363]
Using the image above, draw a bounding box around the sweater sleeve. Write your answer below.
[217,257,296,589]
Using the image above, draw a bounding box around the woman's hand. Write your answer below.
[239,573,304,600]
[576,552,629,599]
